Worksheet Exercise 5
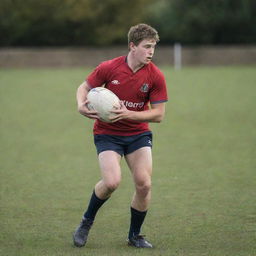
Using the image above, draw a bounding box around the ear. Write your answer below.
[129,42,136,51]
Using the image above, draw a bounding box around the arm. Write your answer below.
[76,81,99,120]
[110,102,166,123]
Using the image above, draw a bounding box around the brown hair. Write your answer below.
[128,23,160,50]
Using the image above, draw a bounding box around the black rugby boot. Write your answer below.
[128,235,153,248]
[73,218,93,247]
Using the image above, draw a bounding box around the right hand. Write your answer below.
[78,100,99,120]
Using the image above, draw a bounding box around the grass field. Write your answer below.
[0,66,256,256]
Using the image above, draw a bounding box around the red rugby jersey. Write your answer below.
[86,56,168,136]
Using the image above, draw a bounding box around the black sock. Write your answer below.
[128,207,147,239]
[83,190,109,221]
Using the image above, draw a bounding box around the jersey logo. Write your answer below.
[122,100,144,109]
[111,80,120,85]
[140,83,149,92]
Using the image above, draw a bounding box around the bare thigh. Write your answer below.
[125,147,152,184]
[95,150,122,198]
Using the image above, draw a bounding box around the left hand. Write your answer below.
[109,101,132,122]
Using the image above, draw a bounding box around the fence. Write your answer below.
[0,45,255,68]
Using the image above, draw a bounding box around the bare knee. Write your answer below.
[135,181,151,198]
[104,179,121,193]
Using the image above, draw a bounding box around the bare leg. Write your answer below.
[125,147,152,211]
[95,150,122,199]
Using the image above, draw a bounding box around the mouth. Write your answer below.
[146,57,152,61]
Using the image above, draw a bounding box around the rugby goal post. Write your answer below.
[174,43,182,70]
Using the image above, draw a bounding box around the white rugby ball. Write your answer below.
[87,87,121,123]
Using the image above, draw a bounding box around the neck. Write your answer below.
[127,52,144,73]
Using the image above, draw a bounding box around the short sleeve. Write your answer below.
[149,70,168,104]
[86,61,109,88]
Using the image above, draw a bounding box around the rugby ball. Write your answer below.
[87,87,121,123]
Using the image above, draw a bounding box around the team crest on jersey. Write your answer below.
[111,80,120,85]
[140,83,149,93]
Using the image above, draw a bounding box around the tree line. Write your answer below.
[0,0,255,46]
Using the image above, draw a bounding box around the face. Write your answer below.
[130,39,157,65]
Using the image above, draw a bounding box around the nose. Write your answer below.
[149,47,154,56]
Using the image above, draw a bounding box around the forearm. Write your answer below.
[111,102,166,123]
[76,81,99,119]
[76,81,89,107]
[127,108,164,123]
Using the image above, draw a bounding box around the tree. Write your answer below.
[0,0,255,46]
[146,0,256,44]
[0,0,154,46]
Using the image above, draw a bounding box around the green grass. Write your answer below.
[1,66,256,256]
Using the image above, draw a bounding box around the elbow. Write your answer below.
[151,106,165,123]
[153,113,164,123]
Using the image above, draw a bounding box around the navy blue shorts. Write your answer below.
[94,131,153,156]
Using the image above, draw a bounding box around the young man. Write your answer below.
[74,23,168,248]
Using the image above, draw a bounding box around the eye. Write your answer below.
[146,44,156,49]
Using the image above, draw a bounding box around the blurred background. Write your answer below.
[0,0,256,67]
[1,1,256,255]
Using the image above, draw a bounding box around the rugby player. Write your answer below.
[73,23,168,248]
